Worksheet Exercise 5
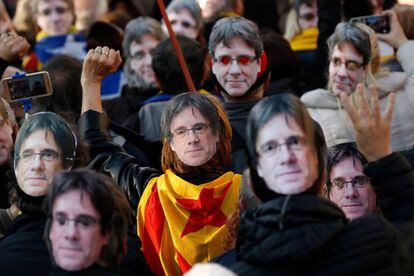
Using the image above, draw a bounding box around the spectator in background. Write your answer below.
[103,17,164,125]
[203,0,244,41]
[209,16,269,173]
[285,0,318,76]
[134,35,207,142]
[44,170,148,274]
[326,143,377,220]
[202,0,243,22]
[261,30,307,97]
[24,0,86,71]
[73,0,108,33]
[80,46,240,274]
[229,90,414,274]
[301,11,414,151]
[162,0,204,44]
[0,98,16,212]
[0,112,83,274]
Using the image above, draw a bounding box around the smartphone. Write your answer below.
[350,14,390,34]
[1,71,53,103]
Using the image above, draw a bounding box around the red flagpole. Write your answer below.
[155,0,197,92]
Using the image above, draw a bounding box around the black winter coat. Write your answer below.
[230,152,414,275]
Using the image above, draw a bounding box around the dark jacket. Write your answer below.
[229,153,414,275]
[49,264,124,276]
[225,100,259,174]
[79,110,162,216]
[0,214,51,275]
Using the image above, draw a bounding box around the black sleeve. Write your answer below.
[79,110,160,215]
[364,152,414,228]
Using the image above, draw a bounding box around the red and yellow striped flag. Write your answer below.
[137,170,241,276]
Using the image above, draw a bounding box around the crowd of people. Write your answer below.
[0,0,414,275]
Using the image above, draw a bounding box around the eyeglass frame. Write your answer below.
[331,175,371,190]
[15,149,74,163]
[257,135,308,158]
[167,123,211,140]
[51,213,100,231]
[330,57,365,72]
[213,55,259,67]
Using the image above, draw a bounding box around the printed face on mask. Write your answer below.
[36,0,74,36]
[329,157,376,220]
[129,34,159,86]
[163,8,199,39]
[328,43,366,96]
[169,107,219,167]
[212,37,261,98]
[15,129,64,197]
[49,189,108,271]
[256,114,318,195]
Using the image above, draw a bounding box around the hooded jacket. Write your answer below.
[301,40,414,151]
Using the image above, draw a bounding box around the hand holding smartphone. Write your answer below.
[350,14,391,34]
[1,71,53,103]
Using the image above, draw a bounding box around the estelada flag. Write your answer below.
[137,170,241,276]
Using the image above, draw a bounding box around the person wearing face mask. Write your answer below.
[44,169,151,275]
[162,0,204,45]
[229,85,414,274]
[285,0,319,75]
[301,10,414,152]
[0,112,83,274]
[80,46,241,275]
[325,142,377,220]
[208,16,270,173]
[24,0,86,71]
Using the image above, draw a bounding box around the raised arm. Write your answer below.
[81,46,122,114]
[79,46,159,215]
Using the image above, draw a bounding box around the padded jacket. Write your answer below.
[231,153,414,275]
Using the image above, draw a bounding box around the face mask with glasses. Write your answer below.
[214,55,258,66]
[258,135,307,157]
[331,175,370,190]
[17,149,62,163]
[52,213,99,230]
[170,123,210,140]
[331,57,364,72]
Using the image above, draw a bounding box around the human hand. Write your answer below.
[81,46,122,114]
[0,33,30,61]
[376,10,408,49]
[340,84,395,162]
[81,46,122,85]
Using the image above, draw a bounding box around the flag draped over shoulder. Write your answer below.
[137,170,241,276]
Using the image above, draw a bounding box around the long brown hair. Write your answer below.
[161,93,232,175]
